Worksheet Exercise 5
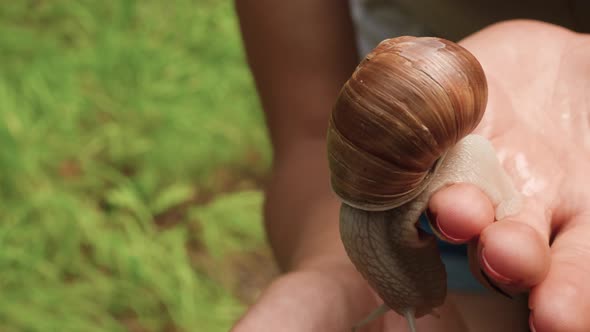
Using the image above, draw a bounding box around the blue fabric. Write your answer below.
[418,213,487,292]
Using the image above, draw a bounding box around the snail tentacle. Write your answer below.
[351,304,390,332]
[404,308,417,332]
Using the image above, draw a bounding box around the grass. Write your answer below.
[0,1,275,331]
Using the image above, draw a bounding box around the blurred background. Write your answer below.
[0,1,276,331]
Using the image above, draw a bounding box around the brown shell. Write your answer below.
[327,36,488,211]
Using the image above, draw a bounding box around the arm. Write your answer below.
[234,0,359,271]
[231,6,397,331]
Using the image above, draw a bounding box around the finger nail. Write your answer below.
[430,212,468,243]
[479,247,516,299]
[529,311,536,332]
[481,247,513,284]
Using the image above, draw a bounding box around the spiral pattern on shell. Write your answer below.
[327,36,488,211]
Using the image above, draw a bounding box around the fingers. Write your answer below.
[428,183,495,243]
[428,183,551,293]
[528,220,590,332]
[476,218,550,290]
[231,263,478,332]
[429,183,590,331]
[474,198,551,294]
[230,263,382,332]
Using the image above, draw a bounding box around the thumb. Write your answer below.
[230,263,382,332]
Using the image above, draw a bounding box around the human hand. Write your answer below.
[428,20,590,332]
[230,257,475,332]
[231,19,590,332]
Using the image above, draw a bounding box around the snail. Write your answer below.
[326,36,523,331]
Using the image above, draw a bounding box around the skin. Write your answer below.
[339,134,525,325]
[232,1,590,330]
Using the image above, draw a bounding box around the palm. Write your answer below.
[367,21,590,332]
[432,22,590,332]
[468,23,590,209]
[354,21,590,332]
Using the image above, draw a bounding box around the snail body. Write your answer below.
[326,37,523,329]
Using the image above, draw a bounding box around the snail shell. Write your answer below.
[326,36,491,319]
[327,36,487,211]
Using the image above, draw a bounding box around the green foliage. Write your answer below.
[192,190,265,259]
[0,1,271,331]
